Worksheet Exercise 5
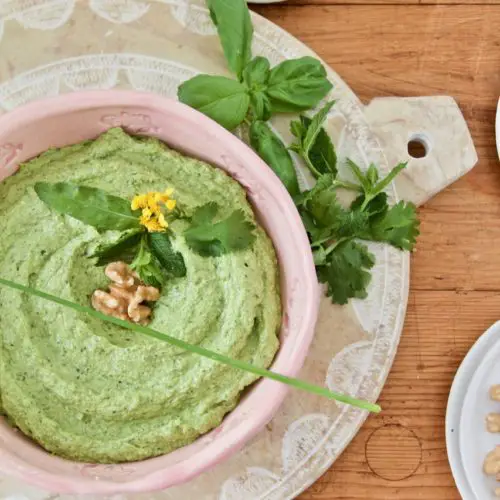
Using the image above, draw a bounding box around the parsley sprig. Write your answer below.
[178,0,420,305]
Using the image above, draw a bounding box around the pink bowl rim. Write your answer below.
[0,90,320,494]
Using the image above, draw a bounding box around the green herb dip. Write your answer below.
[0,128,281,463]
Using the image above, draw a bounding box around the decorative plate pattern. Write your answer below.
[0,1,408,499]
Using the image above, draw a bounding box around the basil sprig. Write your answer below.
[177,1,420,306]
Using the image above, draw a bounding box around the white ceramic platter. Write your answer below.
[0,1,477,499]
[447,322,500,500]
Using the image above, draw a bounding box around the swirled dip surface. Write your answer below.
[0,128,280,463]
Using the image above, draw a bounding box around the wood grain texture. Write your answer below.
[250,3,500,498]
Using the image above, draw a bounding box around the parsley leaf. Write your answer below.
[368,201,420,251]
[184,202,256,257]
[315,240,375,305]
[299,175,369,243]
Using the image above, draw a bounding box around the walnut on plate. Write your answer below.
[91,261,160,325]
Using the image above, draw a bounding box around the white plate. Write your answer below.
[496,98,500,159]
[460,330,500,498]
[447,321,500,499]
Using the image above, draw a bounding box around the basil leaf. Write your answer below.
[207,0,253,79]
[242,56,270,88]
[178,75,250,130]
[34,182,140,232]
[249,121,300,197]
[90,230,143,266]
[149,232,187,278]
[249,92,272,121]
[266,57,333,113]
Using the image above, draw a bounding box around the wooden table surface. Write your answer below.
[251,1,500,499]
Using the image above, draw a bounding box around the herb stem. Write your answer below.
[0,277,381,414]
[324,237,350,257]
[332,179,364,192]
[302,152,323,179]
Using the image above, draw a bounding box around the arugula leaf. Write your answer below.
[184,202,256,257]
[207,0,253,79]
[266,57,333,113]
[131,236,166,289]
[149,232,187,278]
[178,75,250,130]
[290,101,337,177]
[368,201,420,251]
[316,240,375,305]
[249,121,300,196]
[34,182,141,232]
[90,230,142,266]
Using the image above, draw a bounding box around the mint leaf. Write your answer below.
[207,0,253,79]
[90,230,142,266]
[184,203,256,257]
[249,121,300,196]
[266,57,332,113]
[149,232,187,278]
[178,75,249,130]
[131,236,166,289]
[369,201,420,251]
[34,182,141,232]
[316,241,375,304]
[290,101,337,177]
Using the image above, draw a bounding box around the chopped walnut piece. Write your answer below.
[91,262,160,325]
[487,414,500,433]
[491,385,500,401]
[484,446,500,476]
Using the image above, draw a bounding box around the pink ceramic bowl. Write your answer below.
[0,90,320,495]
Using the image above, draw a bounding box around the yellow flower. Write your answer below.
[131,194,148,211]
[166,199,176,211]
[133,188,176,233]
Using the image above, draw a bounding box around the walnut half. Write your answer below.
[91,262,160,325]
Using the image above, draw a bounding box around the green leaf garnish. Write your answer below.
[368,201,420,251]
[34,182,141,232]
[290,101,337,178]
[149,232,187,278]
[242,56,271,88]
[249,121,300,196]
[207,0,253,80]
[316,240,375,305]
[184,202,256,257]
[89,230,142,266]
[0,276,381,413]
[178,75,250,131]
[130,236,167,288]
[266,57,333,113]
